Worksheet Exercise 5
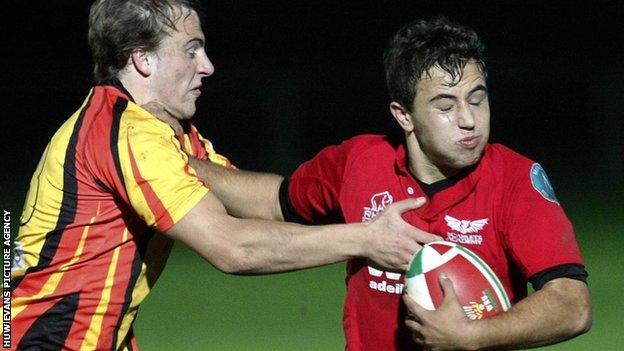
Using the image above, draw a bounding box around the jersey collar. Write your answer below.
[98,78,135,102]
[394,143,483,220]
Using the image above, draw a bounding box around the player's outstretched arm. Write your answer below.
[404,274,591,350]
[190,158,284,221]
[165,192,441,274]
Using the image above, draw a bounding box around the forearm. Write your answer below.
[171,200,370,274]
[469,278,591,350]
[190,157,284,220]
[168,193,430,275]
[207,216,371,274]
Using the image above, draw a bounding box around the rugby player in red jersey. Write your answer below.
[184,17,591,351]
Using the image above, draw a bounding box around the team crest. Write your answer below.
[444,216,488,234]
[362,191,393,222]
[530,163,559,204]
[444,215,487,245]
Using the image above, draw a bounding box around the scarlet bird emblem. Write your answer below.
[444,215,488,234]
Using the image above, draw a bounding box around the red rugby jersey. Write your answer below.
[287,134,584,351]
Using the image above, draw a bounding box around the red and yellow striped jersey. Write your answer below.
[9,80,230,350]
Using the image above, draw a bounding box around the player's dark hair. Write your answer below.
[383,17,486,111]
[88,0,202,82]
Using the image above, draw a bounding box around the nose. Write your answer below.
[457,102,475,130]
[197,51,215,77]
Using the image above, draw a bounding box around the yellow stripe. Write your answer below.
[12,208,99,319]
[116,112,158,227]
[16,90,94,271]
[81,228,128,350]
[118,104,208,228]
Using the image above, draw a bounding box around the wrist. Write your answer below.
[462,319,486,351]
[348,222,372,259]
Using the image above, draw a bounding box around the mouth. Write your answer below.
[190,85,202,97]
[457,136,480,149]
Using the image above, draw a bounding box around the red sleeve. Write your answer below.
[501,161,584,278]
[287,142,352,224]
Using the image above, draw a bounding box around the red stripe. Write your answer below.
[95,233,139,350]
[126,134,174,232]
[63,248,118,350]
[9,297,58,346]
[189,127,207,159]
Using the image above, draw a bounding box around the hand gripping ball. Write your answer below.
[405,241,511,320]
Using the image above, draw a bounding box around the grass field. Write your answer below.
[132,192,624,350]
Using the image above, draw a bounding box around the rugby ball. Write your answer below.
[405,241,511,320]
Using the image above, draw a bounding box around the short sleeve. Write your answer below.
[114,114,209,233]
[287,143,350,224]
[501,162,584,278]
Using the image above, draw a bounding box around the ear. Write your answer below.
[389,101,414,132]
[130,48,152,77]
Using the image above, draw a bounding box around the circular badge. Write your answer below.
[530,163,559,204]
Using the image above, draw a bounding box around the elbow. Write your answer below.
[571,302,592,336]
[573,284,593,336]
[210,246,258,275]
[561,289,592,339]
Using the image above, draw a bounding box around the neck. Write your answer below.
[405,133,461,184]
[118,73,151,106]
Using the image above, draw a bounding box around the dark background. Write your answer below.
[2,0,623,203]
[2,1,623,349]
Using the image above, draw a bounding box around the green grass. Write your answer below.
[536,192,624,351]
[134,192,623,350]
[134,251,347,350]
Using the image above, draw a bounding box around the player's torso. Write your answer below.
[11,87,176,349]
[337,146,514,350]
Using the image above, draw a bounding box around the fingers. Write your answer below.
[386,198,443,243]
[403,293,430,320]
[438,272,459,306]
[409,229,444,244]
[389,197,426,213]
[403,294,427,344]
[406,322,425,345]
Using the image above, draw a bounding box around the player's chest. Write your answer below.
[338,175,500,253]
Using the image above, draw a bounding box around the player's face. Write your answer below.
[407,61,490,177]
[148,9,213,120]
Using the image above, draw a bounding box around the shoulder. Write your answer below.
[86,85,173,135]
[109,101,176,145]
[482,143,535,177]
[292,134,399,182]
[329,134,401,162]
[483,144,560,202]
